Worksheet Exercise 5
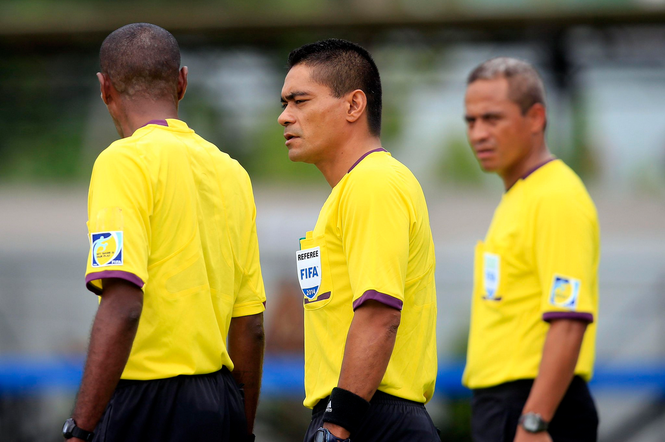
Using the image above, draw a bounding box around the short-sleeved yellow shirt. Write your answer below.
[85,119,266,380]
[463,160,600,389]
[297,149,438,408]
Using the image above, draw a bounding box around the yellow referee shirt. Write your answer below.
[463,159,599,389]
[297,149,438,408]
[85,119,266,380]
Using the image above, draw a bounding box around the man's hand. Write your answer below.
[514,426,552,442]
[323,422,351,439]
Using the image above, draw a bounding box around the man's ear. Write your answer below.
[527,103,546,134]
[177,66,188,102]
[345,89,368,125]
[97,72,113,106]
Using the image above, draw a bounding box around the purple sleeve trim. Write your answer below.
[348,148,388,173]
[353,290,403,311]
[85,270,145,295]
[543,311,594,323]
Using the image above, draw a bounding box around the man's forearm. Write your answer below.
[324,300,401,438]
[337,300,400,399]
[522,319,588,421]
[228,313,265,435]
[71,280,142,433]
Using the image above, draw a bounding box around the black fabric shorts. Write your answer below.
[92,367,248,442]
[471,376,599,442]
[304,390,440,442]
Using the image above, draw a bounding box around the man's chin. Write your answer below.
[477,160,498,173]
[287,147,305,163]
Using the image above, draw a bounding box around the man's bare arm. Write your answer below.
[69,278,143,439]
[514,318,588,442]
[324,300,401,439]
[228,313,265,436]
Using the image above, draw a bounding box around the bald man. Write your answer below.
[63,23,265,442]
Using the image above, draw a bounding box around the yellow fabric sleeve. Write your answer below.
[340,168,410,307]
[532,191,597,318]
[85,146,151,294]
[232,170,266,317]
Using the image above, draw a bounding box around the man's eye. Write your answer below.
[295,100,305,105]
[281,103,287,110]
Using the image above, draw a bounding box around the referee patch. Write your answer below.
[91,231,124,267]
[296,246,321,299]
[482,252,501,301]
[550,275,580,310]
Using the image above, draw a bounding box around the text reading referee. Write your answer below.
[63,23,266,442]
[279,39,440,442]
[463,58,600,442]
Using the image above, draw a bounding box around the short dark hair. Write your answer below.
[467,57,546,115]
[100,23,180,100]
[287,38,382,137]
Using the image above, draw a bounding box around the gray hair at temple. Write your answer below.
[467,57,546,115]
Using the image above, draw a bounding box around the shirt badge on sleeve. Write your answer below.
[550,275,580,310]
[91,231,123,267]
[482,252,502,301]
[296,246,321,300]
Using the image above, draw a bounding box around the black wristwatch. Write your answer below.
[313,427,351,442]
[62,418,95,441]
[519,412,549,433]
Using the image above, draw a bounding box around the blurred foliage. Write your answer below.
[0,52,98,182]
[438,136,485,186]
[0,26,616,187]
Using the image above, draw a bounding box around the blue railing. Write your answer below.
[1,355,664,398]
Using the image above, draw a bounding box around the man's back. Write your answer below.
[86,119,265,380]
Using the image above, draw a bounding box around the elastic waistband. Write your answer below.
[472,375,587,397]
[313,390,424,415]
[117,366,231,389]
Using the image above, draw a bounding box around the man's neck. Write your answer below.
[118,99,179,138]
[501,142,552,191]
[317,135,383,188]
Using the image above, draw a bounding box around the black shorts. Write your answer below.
[93,367,248,442]
[304,390,440,442]
[471,376,599,442]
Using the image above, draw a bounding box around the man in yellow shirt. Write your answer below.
[63,23,266,442]
[463,57,600,442]
[279,39,439,442]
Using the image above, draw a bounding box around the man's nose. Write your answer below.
[278,106,293,127]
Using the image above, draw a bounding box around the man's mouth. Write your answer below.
[284,133,299,145]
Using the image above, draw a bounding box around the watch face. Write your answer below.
[521,413,547,433]
[523,414,539,431]
[62,418,75,438]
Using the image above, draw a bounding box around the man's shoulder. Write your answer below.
[527,161,591,202]
[524,161,598,223]
[348,151,414,187]
[95,138,141,166]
